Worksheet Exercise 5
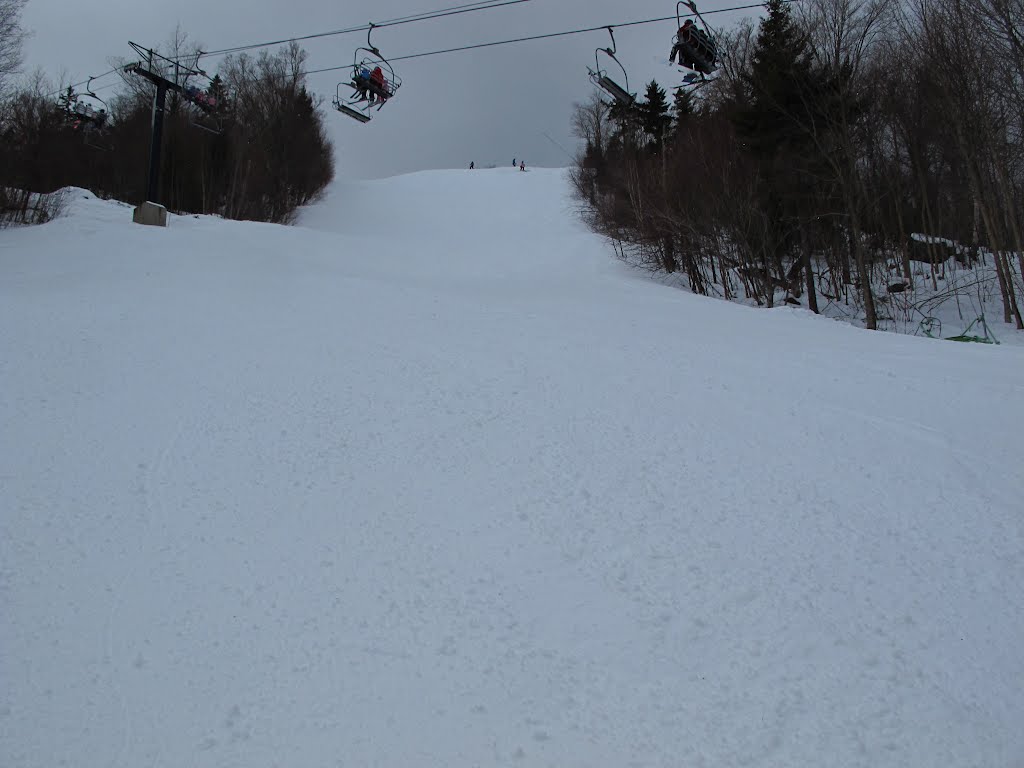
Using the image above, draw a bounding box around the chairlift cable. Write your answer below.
[51,0,796,103]
[304,0,798,75]
[376,0,534,27]
[49,66,124,99]
[198,0,535,59]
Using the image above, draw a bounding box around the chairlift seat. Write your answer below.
[191,117,223,135]
[592,73,634,105]
[335,102,371,123]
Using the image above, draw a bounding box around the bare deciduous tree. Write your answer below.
[0,0,28,96]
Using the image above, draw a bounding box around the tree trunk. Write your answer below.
[848,214,877,329]
[855,246,876,329]
[839,235,851,295]
[662,236,677,273]
[993,248,1013,324]
[996,251,1024,328]
[803,245,819,314]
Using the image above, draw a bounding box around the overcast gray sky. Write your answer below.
[20,0,763,179]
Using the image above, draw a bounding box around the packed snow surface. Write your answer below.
[2,168,1023,768]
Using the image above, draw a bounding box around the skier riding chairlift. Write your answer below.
[671,1,718,83]
[334,24,402,123]
[184,84,218,112]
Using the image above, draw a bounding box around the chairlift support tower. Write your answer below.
[124,42,209,211]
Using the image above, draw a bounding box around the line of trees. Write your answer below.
[571,0,1024,332]
[1,14,334,225]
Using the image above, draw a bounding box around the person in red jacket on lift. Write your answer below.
[370,66,389,104]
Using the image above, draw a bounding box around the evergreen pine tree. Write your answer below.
[206,75,228,114]
[638,80,672,150]
[669,86,695,144]
[607,94,639,131]
[673,86,695,121]
[730,0,825,304]
[57,86,75,116]
[736,0,816,156]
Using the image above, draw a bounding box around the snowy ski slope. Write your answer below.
[2,168,1023,768]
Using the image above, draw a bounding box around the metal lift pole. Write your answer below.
[126,45,193,225]
[147,81,168,204]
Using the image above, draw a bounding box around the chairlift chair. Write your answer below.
[66,77,110,127]
[587,27,635,107]
[672,1,719,82]
[181,79,224,135]
[62,78,113,149]
[333,23,402,124]
[76,113,113,151]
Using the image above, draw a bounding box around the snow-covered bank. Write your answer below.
[2,170,1023,768]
